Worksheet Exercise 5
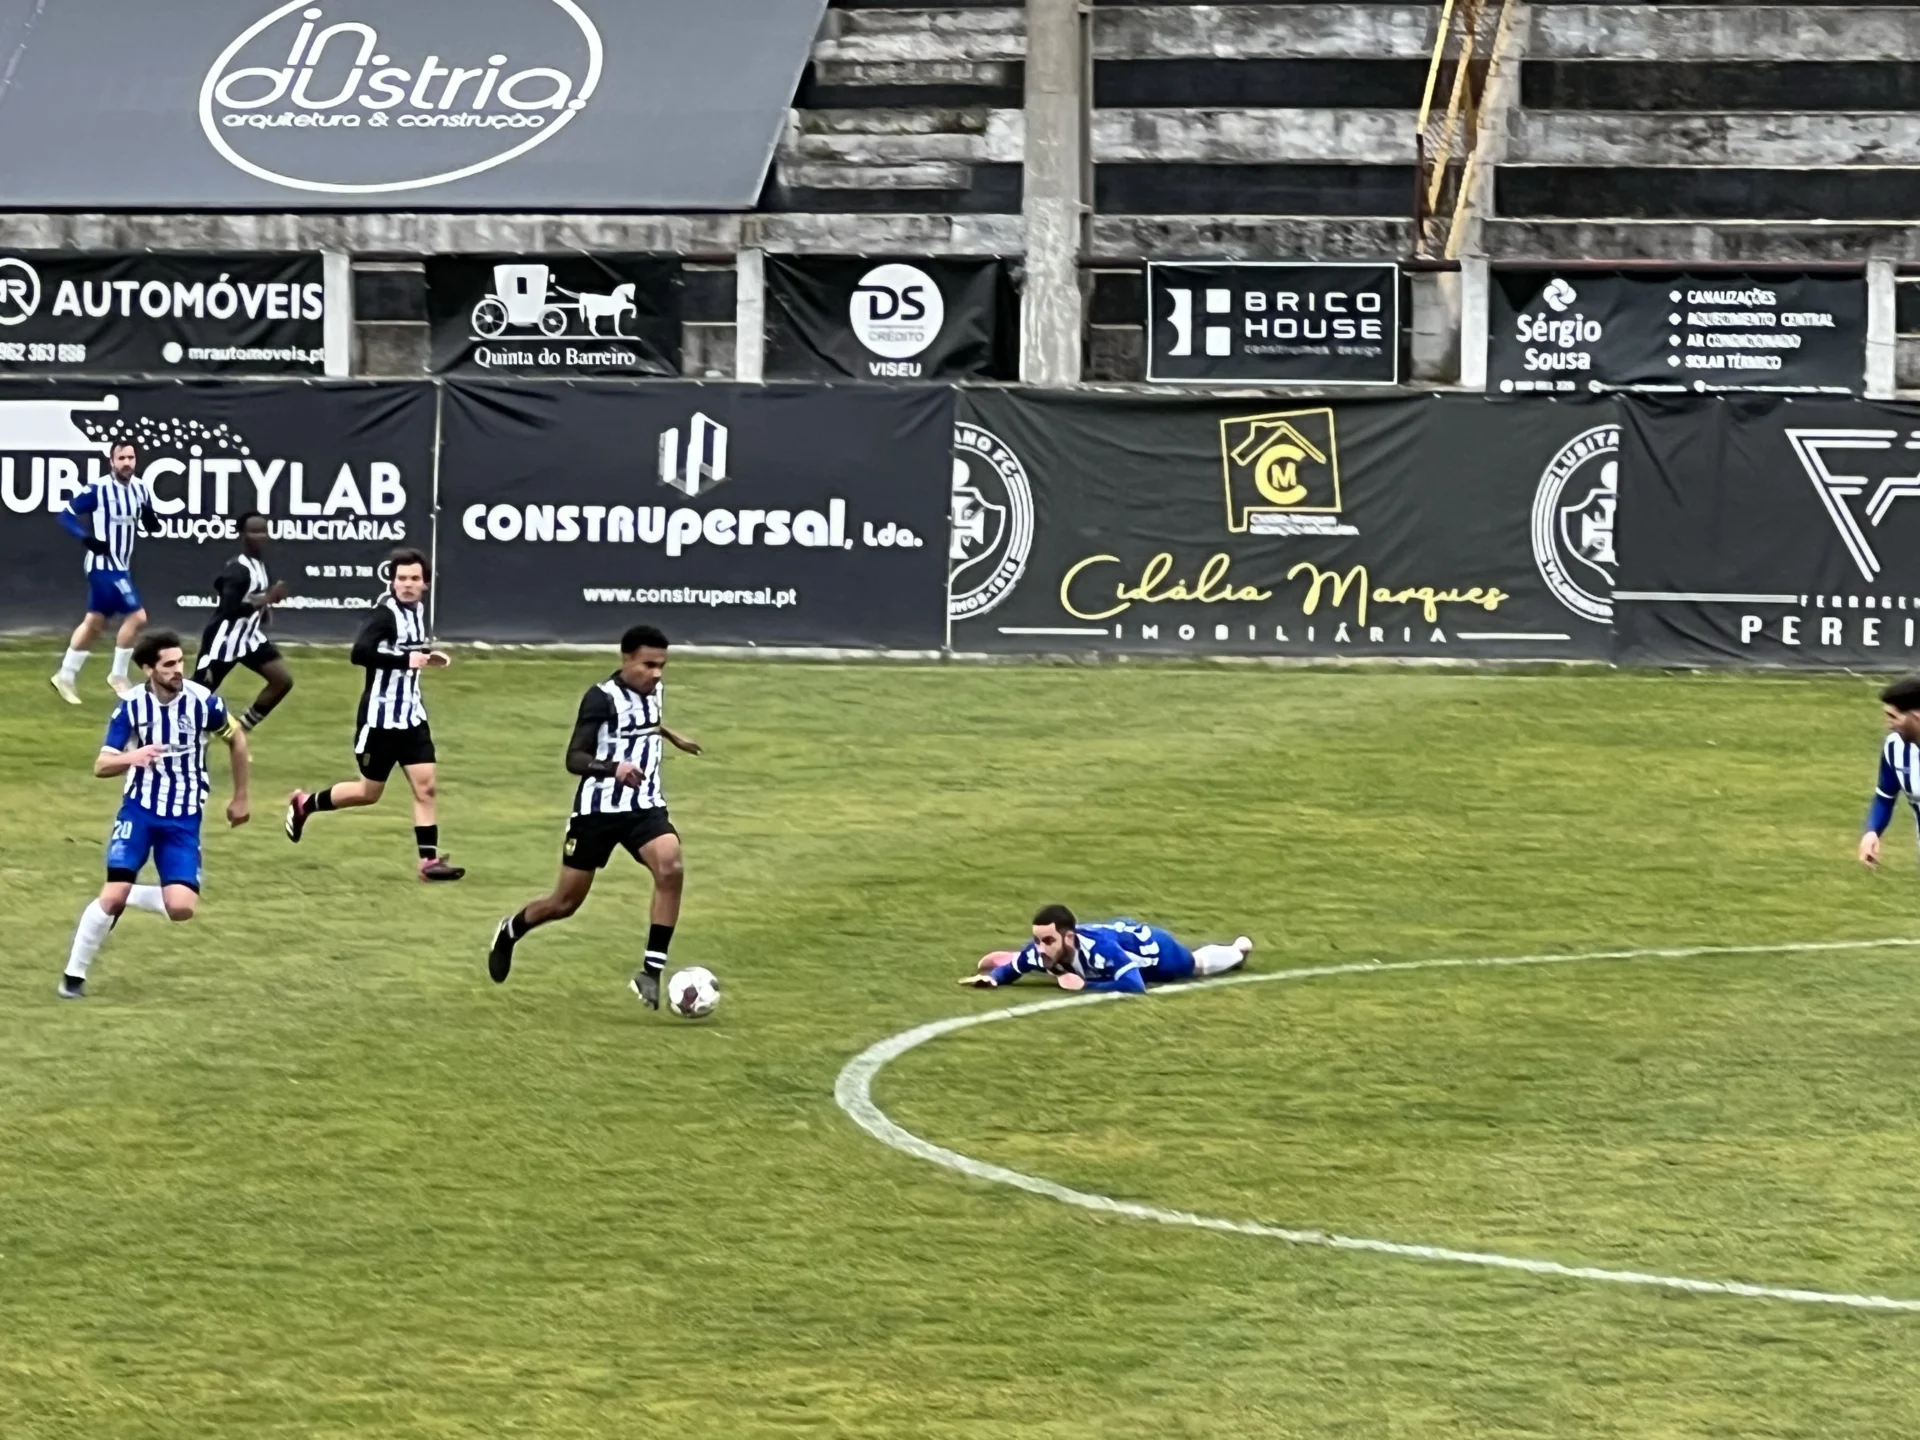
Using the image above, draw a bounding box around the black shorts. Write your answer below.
[563,808,676,871]
[356,723,436,782]
[193,641,282,691]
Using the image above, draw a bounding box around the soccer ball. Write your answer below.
[666,966,721,1019]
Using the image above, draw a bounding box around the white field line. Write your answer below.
[835,937,1920,1313]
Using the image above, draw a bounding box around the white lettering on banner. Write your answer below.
[201,0,605,195]
[460,495,927,558]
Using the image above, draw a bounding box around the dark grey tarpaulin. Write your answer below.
[436,381,954,646]
[0,382,436,639]
[0,0,822,209]
[1613,395,1920,669]
[951,390,1615,659]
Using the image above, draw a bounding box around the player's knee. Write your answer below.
[414,777,437,801]
[655,854,685,888]
[165,900,197,922]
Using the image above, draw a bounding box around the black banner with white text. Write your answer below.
[1146,262,1400,384]
[1613,394,1920,668]
[435,380,954,645]
[0,253,325,376]
[1490,269,1865,396]
[427,255,681,377]
[950,390,1615,659]
[0,382,436,639]
[765,257,1017,382]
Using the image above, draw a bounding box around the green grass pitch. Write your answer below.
[4,643,1920,1438]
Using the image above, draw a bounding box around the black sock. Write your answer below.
[309,788,335,812]
[644,923,674,978]
[506,907,532,942]
[415,824,438,860]
[241,706,266,730]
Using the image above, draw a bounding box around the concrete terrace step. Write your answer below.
[1094,106,1416,162]
[1507,110,1920,165]
[1532,5,1920,61]
[1482,217,1920,262]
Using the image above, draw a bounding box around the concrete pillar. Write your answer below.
[1410,271,1461,383]
[735,248,766,383]
[1021,0,1087,387]
[1459,257,1489,391]
[323,251,352,378]
[1867,258,1896,399]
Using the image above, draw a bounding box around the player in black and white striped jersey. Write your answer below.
[192,513,295,732]
[283,549,465,882]
[487,623,702,1007]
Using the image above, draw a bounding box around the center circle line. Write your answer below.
[834,936,1920,1313]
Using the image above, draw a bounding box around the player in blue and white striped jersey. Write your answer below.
[50,439,156,704]
[60,630,251,999]
[1858,674,1920,869]
[487,623,704,1008]
[961,905,1252,994]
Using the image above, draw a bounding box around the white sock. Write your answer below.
[126,884,168,915]
[65,900,115,979]
[109,646,134,680]
[1192,942,1248,977]
[58,647,88,679]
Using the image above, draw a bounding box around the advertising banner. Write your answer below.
[0,253,324,376]
[1490,269,1865,396]
[0,0,823,210]
[0,382,437,638]
[765,257,1018,383]
[427,255,681,377]
[436,380,954,645]
[1613,395,1920,668]
[950,390,1615,659]
[1145,262,1400,385]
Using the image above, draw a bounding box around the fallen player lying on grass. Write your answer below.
[962,904,1251,994]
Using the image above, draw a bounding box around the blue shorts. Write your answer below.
[106,804,203,890]
[87,568,142,618]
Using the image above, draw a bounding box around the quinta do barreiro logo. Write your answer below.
[200,0,603,194]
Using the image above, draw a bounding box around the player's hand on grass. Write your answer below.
[1054,972,1086,992]
[959,973,998,988]
[227,797,251,828]
[1859,831,1882,868]
[126,743,167,769]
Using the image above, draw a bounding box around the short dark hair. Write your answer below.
[238,510,266,528]
[1033,903,1077,932]
[388,547,429,581]
[1882,676,1920,712]
[109,439,138,457]
[132,630,182,669]
[621,623,669,654]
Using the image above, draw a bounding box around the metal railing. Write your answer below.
[1412,0,1517,259]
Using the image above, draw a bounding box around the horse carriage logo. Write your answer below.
[470,263,638,341]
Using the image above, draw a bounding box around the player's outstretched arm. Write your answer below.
[1078,962,1148,995]
[223,720,251,827]
[662,725,702,756]
[1862,752,1900,867]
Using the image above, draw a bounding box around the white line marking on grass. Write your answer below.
[835,937,1920,1313]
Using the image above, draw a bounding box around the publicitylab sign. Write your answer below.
[1490,269,1866,395]
[0,0,825,209]
[1146,262,1400,384]
[0,254,324,376]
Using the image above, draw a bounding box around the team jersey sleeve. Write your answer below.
[1868,741,1901,835]
[101,701,132,753]
[60,485,103,548]
[210,559,253,620]
[349,605,410,670]
[988,943,1052,986]
[1077,931,1148,993]
[565,687,620,777]
[137,482,156,533]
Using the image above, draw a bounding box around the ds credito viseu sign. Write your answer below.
[200,0,603,194]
